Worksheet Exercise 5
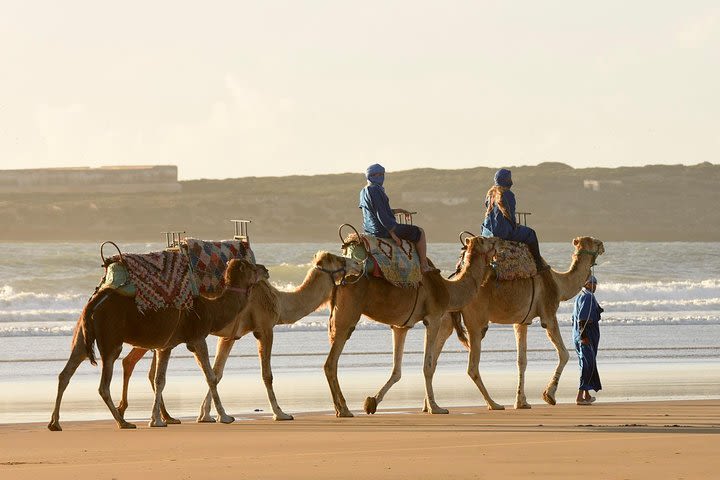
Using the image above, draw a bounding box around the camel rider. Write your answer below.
[572,274,603,405]
[359,164,433,272]
[481,168,547,271]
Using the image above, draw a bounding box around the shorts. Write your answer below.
[392,224,422,243]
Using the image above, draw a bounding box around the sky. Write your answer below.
[1,1,718,180]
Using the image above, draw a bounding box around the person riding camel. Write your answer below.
[481,168,547,271]
[359,163,434,272]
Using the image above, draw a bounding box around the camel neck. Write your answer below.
[553,251,595,302]
[444,249,486,311]
[276,268,334,324]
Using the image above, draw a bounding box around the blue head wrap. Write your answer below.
[586,275,597,285]
[366,164,385,186]
[494,168,513,188]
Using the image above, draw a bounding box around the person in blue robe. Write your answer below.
[481,168,547,270]
[359,163,433,272]
[572,274,603,405]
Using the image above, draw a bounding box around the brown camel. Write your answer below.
[427,235,605,410]
[48,258,265,431]
[117,252,363,422]
[325,235,499,417]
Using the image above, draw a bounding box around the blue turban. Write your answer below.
[494,168,513,188]
[366,163,385,179]
[586,275,597,285]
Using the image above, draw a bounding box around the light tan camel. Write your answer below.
[428,236,605,410]
[116,252,363,422]
[48,258,265,431]
[325,235,499,417]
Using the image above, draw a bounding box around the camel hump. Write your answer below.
[492,240,537,281]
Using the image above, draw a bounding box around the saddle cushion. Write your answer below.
[492,239,537,281]
[109,251,194,313]
[183,238,254,296]
[360,234,421,287]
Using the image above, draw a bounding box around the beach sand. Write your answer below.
[1,400,718,479]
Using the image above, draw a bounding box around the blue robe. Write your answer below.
[481,189,537,243]
[572,288,603,391]
[359,183,397,238]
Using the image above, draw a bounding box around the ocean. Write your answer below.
[1,241,719,424]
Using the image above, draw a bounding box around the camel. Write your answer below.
[325,235,499,417]
[116,252,364,422]
[424,235,605,410]
[48,258,265,431]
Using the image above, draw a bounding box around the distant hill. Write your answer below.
[1,163,718,243]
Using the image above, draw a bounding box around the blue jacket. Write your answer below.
[572,288,602,337]
[481,189,517,239]
[359,183,397,238]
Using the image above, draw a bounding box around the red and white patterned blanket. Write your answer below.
[183,238,254,295]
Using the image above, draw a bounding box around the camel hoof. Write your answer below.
[430,406,449,415]
[163,416,182,425]
[197,415,216,423]
[47,422,62,432]
[218,415,235,424]
[273,413,294,421]
[514,403,531,410]
[149,419,167,428]
[542,391,556,406]
[119,421,137,429]
[363,397,377,415]
[488,403,506,411]
[336,409,354,418]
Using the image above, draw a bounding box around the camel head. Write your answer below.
[572,237,605,265]
[225,258,268,290]
[312,251,364,285]
[461,236,501,285]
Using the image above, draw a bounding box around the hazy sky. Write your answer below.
[1,1,718,180]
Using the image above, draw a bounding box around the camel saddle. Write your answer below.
[99,238,255,313]
[343,233,421,288]
[488,238,537,281]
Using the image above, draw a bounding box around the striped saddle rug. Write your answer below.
[360,234,421,288]
[108,251,194,313]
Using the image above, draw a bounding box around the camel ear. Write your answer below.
[573,237,580,246]
[464,236,472,247]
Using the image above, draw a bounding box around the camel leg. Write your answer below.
[189,339,234,424]
[421,318,448,414]
[365,326,409,415]
[96,345,136,429]
[324,308,359,418]
[145,350,181,424]
[257,329,293,421]
[117,347,148,418]
[513,323,531,409]
[465,323,504,410]
[149,348,171,427]
[540,315,570,406]
[423,314,455,412]
[48,339,88,431]
[198,337,236,423]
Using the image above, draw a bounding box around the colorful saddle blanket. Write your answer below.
[183,238,254,296]
[108,251,194,313]
[491,239,537,281]
[359,234,421,287]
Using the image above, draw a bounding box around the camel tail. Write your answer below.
[79,292,106,366]
[451,312,469,350]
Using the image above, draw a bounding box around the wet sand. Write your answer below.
[1,399,718,479]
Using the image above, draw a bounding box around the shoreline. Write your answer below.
[1,399,718,479]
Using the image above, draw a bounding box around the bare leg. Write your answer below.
[365,326,409,414]
[257,329,293,420]
[416,228,430,271]
[465,322,504,410]
[149,348,171,427]
[513,323,531,409]
[541,315,570,405]
[117,347,148,418]
[48,340,87,431]
[198,337,236,423]
[189,339,234,424]
[422,317,448,414]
